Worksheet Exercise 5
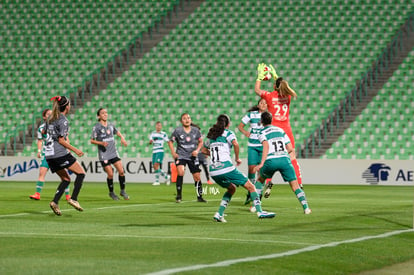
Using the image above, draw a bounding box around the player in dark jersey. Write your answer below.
[91,108,129,200]
[45,96,86,216]
[29,108,70,201]
[168,113,206,203]
[194,125,213,185]
[198,150,213,185]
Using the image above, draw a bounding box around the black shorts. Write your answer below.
[46,153,77,173]
[175,157,201,174]
[100,157,121,168]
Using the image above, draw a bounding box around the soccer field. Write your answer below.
[0,182,413,275]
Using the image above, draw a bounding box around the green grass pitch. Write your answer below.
[0,181,413,274]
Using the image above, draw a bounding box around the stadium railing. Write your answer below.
[299,11,414,158]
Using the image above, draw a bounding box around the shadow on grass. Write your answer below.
[249,210,412,235]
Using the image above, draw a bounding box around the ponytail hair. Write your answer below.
[191,122,201,130]
[275,77,297,99]
[207,114,230,140]
[49,96,70,122]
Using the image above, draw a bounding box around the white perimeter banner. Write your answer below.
[0,157,413,186]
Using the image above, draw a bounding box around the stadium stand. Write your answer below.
[1,0,413,160]
[323,50,414,160]
[1,0,180,154]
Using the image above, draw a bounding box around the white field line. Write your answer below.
[0,199,220,218]
[145,229,414,275]
[0,231,313,246]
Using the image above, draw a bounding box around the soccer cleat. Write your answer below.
[65,194,71,201]
[197,197,207,203]
[304,208,312,214]
[120,190,130,200]
[207,180,214,185]
[164,175,171,185]
[29,192,41,200]
[263,182,274,198]
[243,193,252,205]
[49,201,61,216]
[68,199,83,212]
[257,211,276,219]
[109,192,120,200]
[299,184,304,189]
[152,182,160,186]
[213,212,227,223]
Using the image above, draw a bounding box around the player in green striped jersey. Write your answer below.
[203,114,275,222]
[149,121,170,186]
[254,112,311,214]
[238,98,270,202]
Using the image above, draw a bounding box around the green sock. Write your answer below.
[218,192,232,216]
[254,181,264,197]
[248,173,256,185]
[35,181,44,193]
[294,188,309,210]
[155,169,160,182]
[160,170,167,177]
[250,191,263,213]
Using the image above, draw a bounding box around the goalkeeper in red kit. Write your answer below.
[254,63,303,197]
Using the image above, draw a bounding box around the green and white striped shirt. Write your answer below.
[204,129,237,176]
[37,123,48,155]
[240,111,263,147]
[149,131,169,154]
[257,126,291,160]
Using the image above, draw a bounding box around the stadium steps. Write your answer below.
[309,26,414,158]
[84,0,205,96]
[140,1,205,51]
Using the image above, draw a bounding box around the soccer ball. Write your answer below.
[262,66,272,81]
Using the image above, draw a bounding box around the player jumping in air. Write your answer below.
[255,63,303,198]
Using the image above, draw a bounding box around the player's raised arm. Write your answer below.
[254,63,266,96]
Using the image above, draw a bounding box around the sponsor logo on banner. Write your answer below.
[75,160,175,175]
[362,163,413,184]
[0,159,39,178]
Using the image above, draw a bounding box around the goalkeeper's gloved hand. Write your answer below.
[268,64,279,80]
[256,63,266,81]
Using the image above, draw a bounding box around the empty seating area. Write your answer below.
[2,0,413,160]
[1,0,178,144]
[323,49,414,160]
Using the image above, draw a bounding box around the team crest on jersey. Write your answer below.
[107,129,111,135]
[186,136,191,142]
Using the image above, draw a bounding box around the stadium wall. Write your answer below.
[0,157,413,186]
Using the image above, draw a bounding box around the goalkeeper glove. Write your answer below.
[256,63,266,81]
[268,64,279,80]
